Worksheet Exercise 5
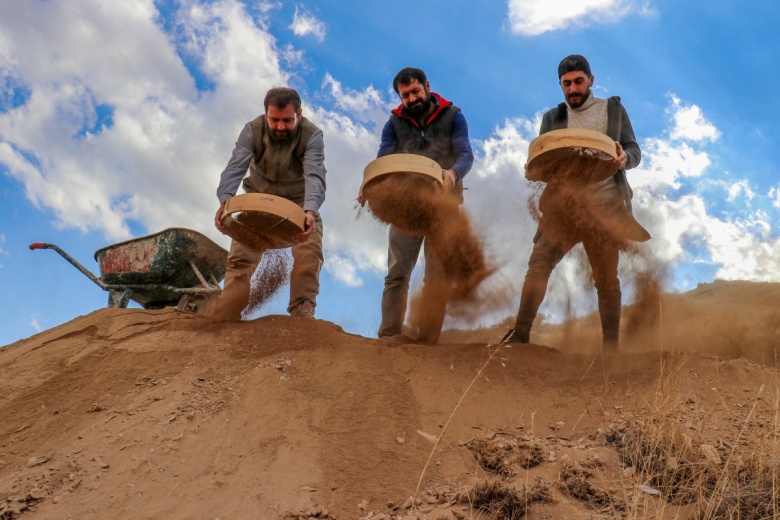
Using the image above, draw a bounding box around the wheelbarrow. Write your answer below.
[30,227,228,309]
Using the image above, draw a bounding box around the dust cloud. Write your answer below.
[362,173,494,335]
[521,146,665,348]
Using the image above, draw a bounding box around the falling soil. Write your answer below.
[523,148,659,344]
[535,181,629,251]
[244,249,291,316]
[529,143,650,247]
[622,250,666,346]
[363,173,493,300]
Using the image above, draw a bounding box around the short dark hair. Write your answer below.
[264,87,302,112]
[557,55,592,78]
[392,67,427,94]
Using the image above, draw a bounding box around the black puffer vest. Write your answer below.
[390,100,463,202]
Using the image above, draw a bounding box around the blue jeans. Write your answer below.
[378,225,448,343]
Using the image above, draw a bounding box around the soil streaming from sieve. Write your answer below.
[245,249,291,316]
[363,173,493,338]
[526,147,661,344]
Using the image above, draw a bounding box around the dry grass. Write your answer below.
[557,459,626,514]
[606,365,780,519]
[466,478,553,520]
[465,437,545,477]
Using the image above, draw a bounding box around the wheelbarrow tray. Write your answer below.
[94,227,227,307]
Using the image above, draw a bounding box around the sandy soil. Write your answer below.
[2,280,780,519]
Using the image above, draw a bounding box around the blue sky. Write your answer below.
[1,0,779,346]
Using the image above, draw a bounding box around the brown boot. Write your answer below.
[290,301,315,319]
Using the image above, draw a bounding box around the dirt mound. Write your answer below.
[3,281,780,519]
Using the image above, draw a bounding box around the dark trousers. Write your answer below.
[513,225,621,349]
[378,225,448,344]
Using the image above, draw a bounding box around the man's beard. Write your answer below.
[407,97,432,116]
[271,126,297,141]
[567,89,590,109]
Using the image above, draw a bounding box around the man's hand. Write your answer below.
[295,210,317,242]
[442,169,458,191]
[214,201,228,234]
[611,141,628,172]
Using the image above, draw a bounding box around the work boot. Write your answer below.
[500,328,529,344]
[290,301,315,319]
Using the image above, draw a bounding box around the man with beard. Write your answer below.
[182,87,326,321]
[504,55,644,351]
[374,67,474,343]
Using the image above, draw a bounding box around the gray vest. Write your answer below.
[242,115,318,206]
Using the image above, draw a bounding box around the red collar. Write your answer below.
[391,92,453,128]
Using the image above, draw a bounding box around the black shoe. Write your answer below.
[500,329,529,344]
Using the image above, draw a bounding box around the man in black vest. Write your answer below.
[375,67,474,343]
[504,55,646,351]
[183,87,326,321]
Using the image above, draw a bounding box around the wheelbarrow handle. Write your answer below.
[29,241,106,289]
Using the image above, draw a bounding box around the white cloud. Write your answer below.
[725,179,755,203]
[630,137,710,192]
[279,43,306,68]
[305,82,392,277]
[321,74,389,125]
[507,0,651,36]
[256,1,281,14]
[705,216,780,281]
[630,95,717,194]
[0,0,286,242]
[628,96,780,285]
[325,254,365,287]
[289,6,326,42]
[30,317,41,332]
[668,95,720,142]
[771,185,780,208]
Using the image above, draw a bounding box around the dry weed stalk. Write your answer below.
[414,341,508,502]
[608,362,780,519]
